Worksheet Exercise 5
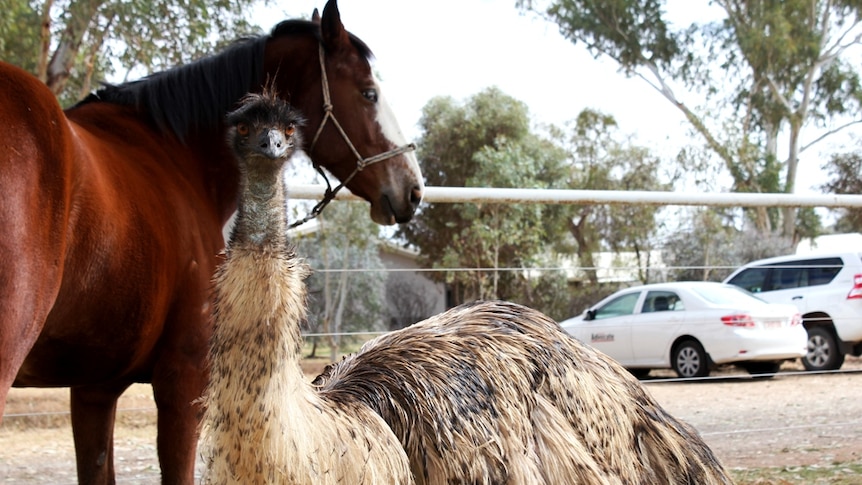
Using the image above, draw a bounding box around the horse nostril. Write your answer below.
[410,186,423,206]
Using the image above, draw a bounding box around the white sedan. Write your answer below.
[559,281,807,379]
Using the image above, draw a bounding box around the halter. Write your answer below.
[289,44,416,228]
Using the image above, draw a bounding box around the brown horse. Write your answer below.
[0,1,423,483]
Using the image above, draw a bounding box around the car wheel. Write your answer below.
[672,339,710,379]
[742,361,780,378]
[803,326,845,371]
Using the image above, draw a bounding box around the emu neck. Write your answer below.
[203,156,311,483]
[230,164,288,249]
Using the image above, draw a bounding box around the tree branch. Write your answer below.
[798,118,862,154]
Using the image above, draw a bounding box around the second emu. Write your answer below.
[200,90,412,484]
[203,90,733,484]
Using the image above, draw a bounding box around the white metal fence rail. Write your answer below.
[288,184,862,208]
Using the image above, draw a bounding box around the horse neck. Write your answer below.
[174,131,240,228]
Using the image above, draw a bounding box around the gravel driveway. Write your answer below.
[2,358,861,483]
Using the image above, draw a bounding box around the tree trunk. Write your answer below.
[307,338,318,359]
[44,0,105,94]
[36,0,55,82]
[782,120,802,240]
[330,245,350,363]
[568,212,598,285]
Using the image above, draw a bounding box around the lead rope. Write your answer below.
[289,45,415,229]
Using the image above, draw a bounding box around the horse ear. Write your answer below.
[311,8,320,24]
[320,0,350,53]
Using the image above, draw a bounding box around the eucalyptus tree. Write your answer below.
[2,0,261,106]
[662,208,795,282]
[551,108,673,284]
[398,87,569,307]
[821,150,862,233]
[518,0,862,240]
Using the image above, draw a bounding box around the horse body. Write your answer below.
[16,104,223,386]
[2,59,235,484]
[0,2,422,483]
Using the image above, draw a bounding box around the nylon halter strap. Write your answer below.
[289,44,416,228]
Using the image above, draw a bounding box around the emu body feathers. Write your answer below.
[315,300,732,484]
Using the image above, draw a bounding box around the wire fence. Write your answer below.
[5,258,862,422]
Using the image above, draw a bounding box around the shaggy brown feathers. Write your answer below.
[314,301,734,485]
[200,91,412,484]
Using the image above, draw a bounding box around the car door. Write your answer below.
[577,291,640,365]
[631,290,686,365]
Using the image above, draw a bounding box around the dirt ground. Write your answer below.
[2,357,862,484]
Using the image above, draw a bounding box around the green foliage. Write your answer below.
[519,0,680,72]
[503,269,572,321]
[401,89,673,315]
[551,108,672,284]
[0,0,40,72]
[2,0,264,106]
[821,150,862,232]
[398,87,569,306]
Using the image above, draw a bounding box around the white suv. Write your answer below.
[724,252,862,371]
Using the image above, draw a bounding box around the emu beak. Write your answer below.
[257,129,290,159]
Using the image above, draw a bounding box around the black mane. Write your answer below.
[75,19,372,141]
[77,36,268,140]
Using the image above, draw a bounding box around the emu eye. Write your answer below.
[285,124,295,137]
[236,123,249,136]
[361,89,378,103]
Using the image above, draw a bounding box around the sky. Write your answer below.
[252,0,850,197]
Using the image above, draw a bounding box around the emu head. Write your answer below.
[226,90,306,175]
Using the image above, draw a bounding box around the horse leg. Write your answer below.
[151,328,209,484]
[71,382,129,485]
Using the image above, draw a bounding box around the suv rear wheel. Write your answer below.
[803,326,845,371]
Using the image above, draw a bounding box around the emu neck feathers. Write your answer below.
[229,168,289,249]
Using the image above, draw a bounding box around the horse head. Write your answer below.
[266,0,424,225]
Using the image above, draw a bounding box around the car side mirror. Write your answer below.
[585,309,596,321]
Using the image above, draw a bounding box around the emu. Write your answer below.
[202,91,732,484]
[200,90,412,484]
[315,301,734,484]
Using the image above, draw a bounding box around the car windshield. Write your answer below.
[690,285,766,306]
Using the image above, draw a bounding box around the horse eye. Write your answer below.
[236,123,249,136]
[361,89,378,103]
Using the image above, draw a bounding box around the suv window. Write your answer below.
[727,257,844,293]
[727,267,769,293]
[770,257,843,290]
